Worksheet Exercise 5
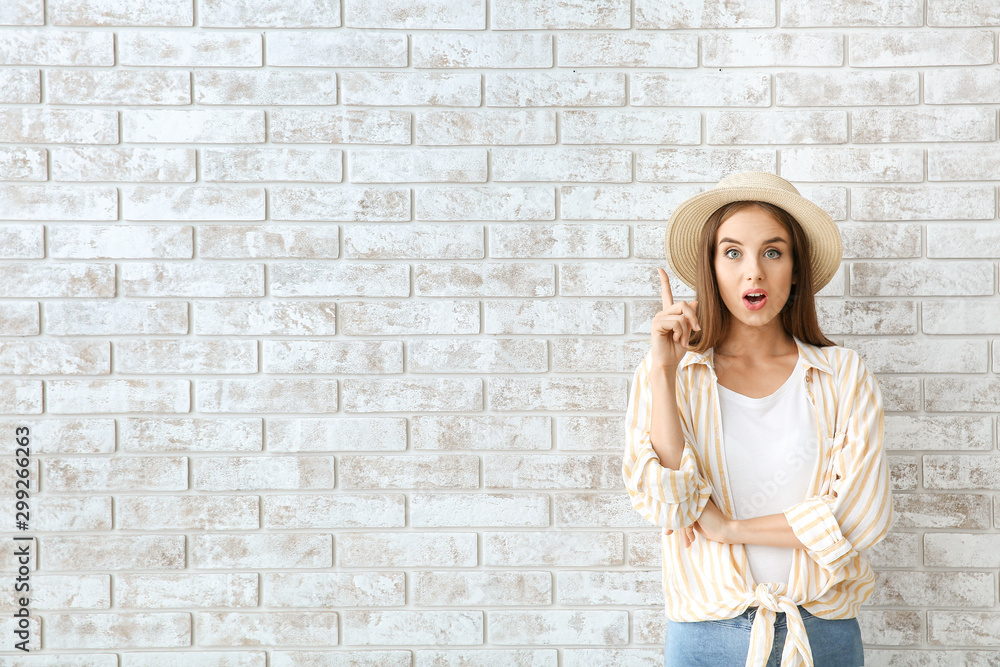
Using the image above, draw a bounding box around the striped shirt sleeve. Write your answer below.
[622,354,713,531]
[783,349,895,575]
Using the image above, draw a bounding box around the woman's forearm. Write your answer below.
[648,366,685,470]
[727,513,807,549]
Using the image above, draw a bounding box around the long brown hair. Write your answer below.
[687,201,835,353]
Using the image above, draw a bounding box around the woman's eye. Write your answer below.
[765,249,781,259]
[724,248,740,259]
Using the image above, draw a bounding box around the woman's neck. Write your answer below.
[715,320,796,360]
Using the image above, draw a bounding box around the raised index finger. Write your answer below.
[658,268,674,309]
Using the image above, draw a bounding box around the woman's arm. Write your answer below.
[691,498,807,549]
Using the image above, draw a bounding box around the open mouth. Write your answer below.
[743,292,767,310]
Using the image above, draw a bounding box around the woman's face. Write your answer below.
[713,206,796,331]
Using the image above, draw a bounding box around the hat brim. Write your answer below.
[664,184,842,294]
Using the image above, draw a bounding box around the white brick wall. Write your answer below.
[0,0,997,663]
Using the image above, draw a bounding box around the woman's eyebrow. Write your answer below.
[718,236,789,246]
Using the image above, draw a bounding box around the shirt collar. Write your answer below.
[678,336,834,376]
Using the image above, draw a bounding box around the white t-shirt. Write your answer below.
[717,354,819,586]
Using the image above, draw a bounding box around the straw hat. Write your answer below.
[664,171,842,293]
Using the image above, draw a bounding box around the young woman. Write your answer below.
[623,172,894,666]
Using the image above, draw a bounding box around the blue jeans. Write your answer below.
[664,605,864,666]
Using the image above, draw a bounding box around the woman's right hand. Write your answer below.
[651,267,700,370]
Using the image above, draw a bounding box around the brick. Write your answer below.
[204,147,343,183]
[44,456,187,492]
[416,186,553,221]
[125,185,264,221]
[264,572,404,607]
[48,379,188,414]
[884,415,992,450]
[194,71,336,105]
[485,300,623,335]
[490,223,628,259]
[776,70,918,106]
[0,223,42,256]
[928,223,1000,258]
[342,72,480,106]
[857,609,922,645]
[342,378,482,412]
[196,379,338,413]
[816,299,916,335]
[0,185,117,221]
[267,417,406,452]
[492,0,629,29]
[346,0,482,28]
[411,415,551,450]
[925,533,1000,567]
[0,0,42,25]
[344,610,482,645]
[119,31,261,67]
[853,107,995,143]
[271,186,409,221]
[415,572,550,605]
[484,453,622,490]
[116,338,210,377]
[781,0,921,26]
[878,376,921,412]
[271,108,410,144]
[925,378,1000,413]
[924,454,1000,490]
[851,261,993,296]
[487,72,624,107]
[49,0,192,25]
[552,339,647,374]
[201,0,340,27]
[705,32,842,67]
[555,492,645,527]
[192,534,331,569]
[199,224,339,258]
[0,68,39,103]
[46,300,186,336]
[866,532,918,568]
[850,30,993,66]
[928,0,1000,26]
[118,495,258,531]
[636,0,773,27]
[892,455,919,489]
[412,492,548,527]
[840,222,920,258]
[637,148,774,182]
[0,340,108,374]
[560,261,687,297]
[50,225,193,259]
[707,110,847,144]
[269,31,406,67]
[0,30,113,65]
[926,68,1000,104]
[192,456,335,490]
[193,301,336,336]
[920,299,1000,335]
[340,454,479,489]
[558,33,695,67]
[0,574,108,610]
[121,263,263,297]
[270,652,405,667]
[558,571,662,605]
[43,535,185,570]
[45,612,189,649]
[49,69,190,105]
[196,612,338,646]
[350,148,486,183]
[344,223,482,259]
[930,146,1000,181]
[847,337,985,373]
[409,338,547,373]
[565,649,661,665]
[561,184,699,220]
[415,32,549,68]
[263,493,405,528]
[493,147,629,183]
[488,378,626,412]
[781,147,922,182]
[414,262,553,297]
[117,573,258,609]
[122,417,262,453]
[124,110,264,143]
[263,340,401,374]
[0,109,117,144]
[337,532,477,567]
[0,302,37,336]
[416,109,555,145]
[557,417,627,451]
[484,532,623,566]
[53,147,195,182]
[631,71,769,107]
[340,300,478,335]
[892,493,990,529]
[270,262,409,297]
[563,110,700,145]
[929,611,1000,646]
[33,495,111,530]
[851,185,995,220]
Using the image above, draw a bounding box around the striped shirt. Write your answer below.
[623,336,894,667]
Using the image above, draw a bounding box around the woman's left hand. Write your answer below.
[692,497,733,544]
